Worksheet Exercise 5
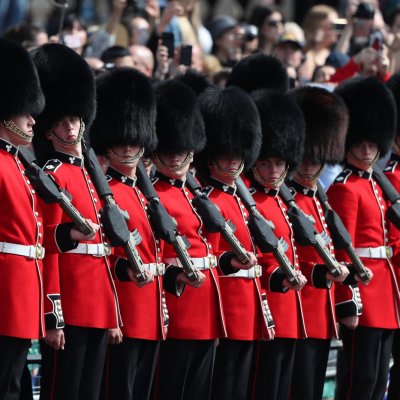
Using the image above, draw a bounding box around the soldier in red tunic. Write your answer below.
[32,44,121,400]
[0,38,45,400]
[384,73,400,400]
[194,85,275,400]
[89,67,170,400]
[152,80,224,400]
[329,77,400,399]
[288,87,351,400]
[248,89,308,400]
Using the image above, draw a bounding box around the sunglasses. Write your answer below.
[266,19,284,27]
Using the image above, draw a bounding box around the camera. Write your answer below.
[353,2,375,20]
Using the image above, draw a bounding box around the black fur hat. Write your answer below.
[386,73,400,136]
[335,77,396,158]
[291,86,349,164]
[196,85,262,171]
[154,79,205,154]
[0,38,45,120]
[90,68,157,155]
[251,89,305,171]
[32,43,96,136]
[226,53,289,94]
[174,70,214,97]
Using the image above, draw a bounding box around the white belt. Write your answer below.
[144,263,165,276]
[66,243,111,257]
[228,264,262,279]
[164,255,217,270]
[0,241,45,260]
[355,246,393,259]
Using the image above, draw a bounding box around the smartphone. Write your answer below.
[180,45,192,66]
[369,30,383,51]
[161,32,175,59]
[333,18,347,32]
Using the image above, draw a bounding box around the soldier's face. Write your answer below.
[51,116,81,144]
[348,141,379,168]
[214,155,242,173]
[255,157,287,185]
[157,151,191,179]
[110,145,142,168]
[296,160,322,180]
[1,114,35,146]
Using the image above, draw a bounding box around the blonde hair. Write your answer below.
[302,4,337,50]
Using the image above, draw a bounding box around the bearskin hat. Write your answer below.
[196,86,261,172]
[251,89,305,171]
[155,79,205,154]
[32,43,96,136]
[335,77,396,158]
[174,70,214,97]
[386,73,400,136]
[226,53,289,94]
[291,86,348,164]
[0,38,45,121]
[90,68,157,156]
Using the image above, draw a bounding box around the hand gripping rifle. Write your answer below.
[185,172,250,265]
[278,183,342,278]
[17,146,93,235]
[135,162,199,282]
[315,183,370,283]
[234,177,301,286]
[372,165,400,229]
[81,145,147,283]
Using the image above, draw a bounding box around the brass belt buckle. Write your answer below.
[36,244,44,259]
[386,246,393,258]
[254,265,262,278]
[103,243,111,256]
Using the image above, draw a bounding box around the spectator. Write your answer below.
[249,5,285,54]
[329,45,391,82]
[2,22,48,50]
[300,5,340,81]
[207,15,239,67]
[101,45,134,68]
[129,44,155,76]
[273,23,305,87]
[126,16,150,45]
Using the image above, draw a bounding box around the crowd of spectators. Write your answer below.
[2,0,400,90]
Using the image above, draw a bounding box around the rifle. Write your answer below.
[278,183,342,278]
[185,172,250,265]
[17,146,93,235]
[234,177,301,286]
[81,145,147,283]
[372,165,400,230]
[315,183,371,283]
[135,162,199,282]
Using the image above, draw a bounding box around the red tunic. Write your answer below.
[107,167,167,340]
[250,183,307,339]
[152,172,226,340]
[328,165,400,329]
[202,177,271,341]
[288,180,338,339]
[41,151,120,329]
[384,155,400,283]
[0,140,45,339]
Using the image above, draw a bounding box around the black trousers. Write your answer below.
[40,325,108,400]
[155,338,216,400]
[211,339,255,400]
[388,329,400,400]
[103,338,159,400]
[0,335,31,400]
[291,338,331,400]
[336,325,394,400]
[253,338,297,400]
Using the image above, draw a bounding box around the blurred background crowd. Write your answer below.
[2,0,400,90]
